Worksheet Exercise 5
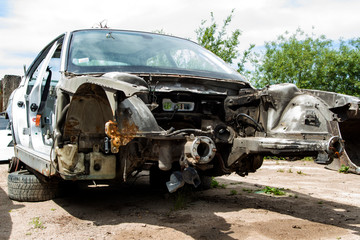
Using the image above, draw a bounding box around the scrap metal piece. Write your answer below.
[166,167,201,193]
[166,171,185,193]
[182,167,201,188]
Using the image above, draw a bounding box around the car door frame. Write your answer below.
[11,38,60,149]
[28,36,64,155]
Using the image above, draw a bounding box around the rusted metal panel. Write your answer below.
[105,119,139,153]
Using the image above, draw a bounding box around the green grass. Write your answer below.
[229,190,238,195]
[260,186,286,196]
[172,187,192,211]
[339,165,349,174]
[173,193,187,211]
[211,177,227,189]
[296,170,306,175]
[277,169,285,173]
[242,188,253,193]
[30,217,45,229]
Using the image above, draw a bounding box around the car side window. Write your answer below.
[27,59,45,95]
[47,44,62,86]
[26,36,64,95]
[39,44,62,92]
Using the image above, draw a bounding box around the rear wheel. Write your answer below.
[8,170,61,202]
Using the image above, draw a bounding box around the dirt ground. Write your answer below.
[0,159,359,240]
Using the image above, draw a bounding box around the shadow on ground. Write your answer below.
[53,174,360,240]
[0,162,24,240]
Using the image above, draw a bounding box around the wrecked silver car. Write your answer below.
[7,29,360,201]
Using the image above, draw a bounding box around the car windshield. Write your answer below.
[67,29,247,81]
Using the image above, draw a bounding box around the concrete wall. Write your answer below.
[0,75,21,112]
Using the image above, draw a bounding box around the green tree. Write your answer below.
[195,10,254,75]
[251,28,360,96]
[195,12,360,96]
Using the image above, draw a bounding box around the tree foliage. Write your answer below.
[195,12,360,96]
[196,9,240,64]
[195,10,254,75]
[250,29,360,96]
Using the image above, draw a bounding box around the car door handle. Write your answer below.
[17,101,24,108]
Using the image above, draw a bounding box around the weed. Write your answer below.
[302,157,313,161]
[172,189,189,211]
[30,217,45,229]
[261,186,285,196]
[229,190,238,195]
[294,195,298,198]
[50,208,56,211]
[339,165,349,174]
[211,177,219,188]
[287,168,293,173]
[211,178,227,188]
[242,188,253,193]
[277,169,284,173]
[297,170,306,175]
[318,201,323,204]
[173,194,186,211]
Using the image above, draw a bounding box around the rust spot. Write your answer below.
[105,119,139,153]
[42,168,50,176]
[329,146,343,158]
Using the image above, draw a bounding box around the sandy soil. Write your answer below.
[0,159,359,240]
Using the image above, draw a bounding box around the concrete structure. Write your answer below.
[0,75,21,112]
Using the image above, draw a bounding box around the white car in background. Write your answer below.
[0,115,13,162]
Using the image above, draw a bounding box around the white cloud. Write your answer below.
[1,0,360,79]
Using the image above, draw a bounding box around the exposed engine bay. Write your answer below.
[50,72,358,192]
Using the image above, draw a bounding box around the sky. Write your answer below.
[1,0,360,79]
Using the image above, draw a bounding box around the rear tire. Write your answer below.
[8,170,61,202]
